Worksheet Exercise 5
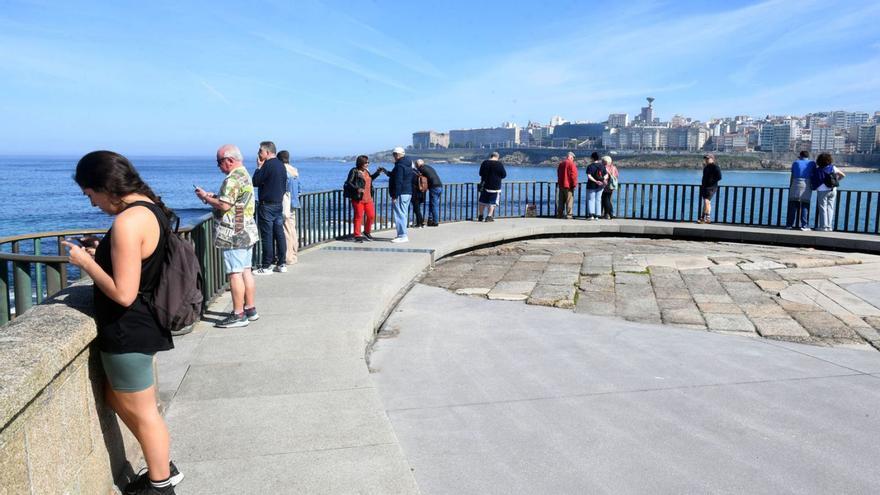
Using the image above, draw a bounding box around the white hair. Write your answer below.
[567,152,575,158]
[220,145,243,162]
[601,156,612,165]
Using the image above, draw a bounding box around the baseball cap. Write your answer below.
[392,146,405,155]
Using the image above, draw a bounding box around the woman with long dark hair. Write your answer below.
[63,151,181,495]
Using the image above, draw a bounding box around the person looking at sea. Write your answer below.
[698,154,722,224]
[556,152,578,219]
[815,152,846,232]
[344,155,385,242]
[601,155,619,219]
[251,141,287,274]
[584,152,606,219]
[415,159,444,226]
[786,151,815,230]
[63,151,182,495]
[277,150,300,265]
[196,144,260,328]
[477,151,507,222]
[411,159,427,228]
[388,146,415,242]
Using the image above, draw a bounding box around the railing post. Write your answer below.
[13,260,32,317]
[0,261,9,325]
[45,262,63,297]
[34,238,43,303]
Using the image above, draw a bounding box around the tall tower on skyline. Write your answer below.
[640,97,655,124]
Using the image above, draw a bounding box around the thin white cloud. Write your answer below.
[199,80,230,105]
[250,30,416,93]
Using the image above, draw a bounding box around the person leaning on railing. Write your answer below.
[815,152,846,232]
[698,154,722,224]
[601,156,619,219]
[344,155,385,243]
[786,150,815,231]
[62,151,182,495]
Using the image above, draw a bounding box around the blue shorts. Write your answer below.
[223,247,253,273]
[101,351,155,392]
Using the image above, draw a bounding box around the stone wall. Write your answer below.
[0,285,140,494]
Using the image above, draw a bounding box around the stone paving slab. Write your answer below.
[704,314,756,333]
[804,279,880,317]
[752,317,810,339]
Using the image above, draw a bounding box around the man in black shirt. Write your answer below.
[416,159,444,226]
[477,152,507,222]
[252,140,288,273]
[699,154,722,224]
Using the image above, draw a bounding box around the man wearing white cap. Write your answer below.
[389,146,415,242]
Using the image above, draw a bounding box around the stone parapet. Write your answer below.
[0,285,139,494]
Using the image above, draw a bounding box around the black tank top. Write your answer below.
[93,201,174,353]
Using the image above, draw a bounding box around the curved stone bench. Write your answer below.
[3,217,878,494]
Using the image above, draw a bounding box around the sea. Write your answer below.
[3,155,880,240]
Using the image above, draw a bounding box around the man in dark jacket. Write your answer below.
[251,140,288,273]
[477,151,507,222]
[416,159,444,226]
[389,146,415,242]
[699,154,722,224]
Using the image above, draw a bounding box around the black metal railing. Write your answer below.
[0,213,227,325]
[4,181,879,323]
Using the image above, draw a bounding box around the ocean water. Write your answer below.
[2,155,879,239]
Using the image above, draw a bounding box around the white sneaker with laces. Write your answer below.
[391,237,409,243]
[274,264,287,273]
[253,267,274,275]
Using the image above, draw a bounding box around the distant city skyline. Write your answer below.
[2,0,879,156]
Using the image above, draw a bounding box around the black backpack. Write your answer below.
[142,217,204,334]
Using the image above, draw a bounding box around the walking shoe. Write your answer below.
[391,236,409,243]
[354,236,364,243]
[124,462,184,494]
[427,222,439,227]
[477,215,484,222]
[363,233,375,241]
[273,264,287,273]
[252,267,273,275]
[703,217,712,224]
[485,216,494,222]
[215,312,248,328]
[244,306,259,321]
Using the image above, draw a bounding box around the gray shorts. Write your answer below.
[101,351,155,392]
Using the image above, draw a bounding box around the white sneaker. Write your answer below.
[273,264,287,273]
[253,267,274,275]
[391,236,409,243]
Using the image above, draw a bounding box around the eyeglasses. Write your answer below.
[216,157,229,166]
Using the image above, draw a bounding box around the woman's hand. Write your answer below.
[61,240,94,268]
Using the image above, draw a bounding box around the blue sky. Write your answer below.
[1,0,879,156]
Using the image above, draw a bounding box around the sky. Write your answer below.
[1,0,879,156]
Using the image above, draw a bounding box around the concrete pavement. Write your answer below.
[371,284,880,494]
[154,218,880,494]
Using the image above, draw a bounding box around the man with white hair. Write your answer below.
[195,144,259,327]
[389,146,415,242]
